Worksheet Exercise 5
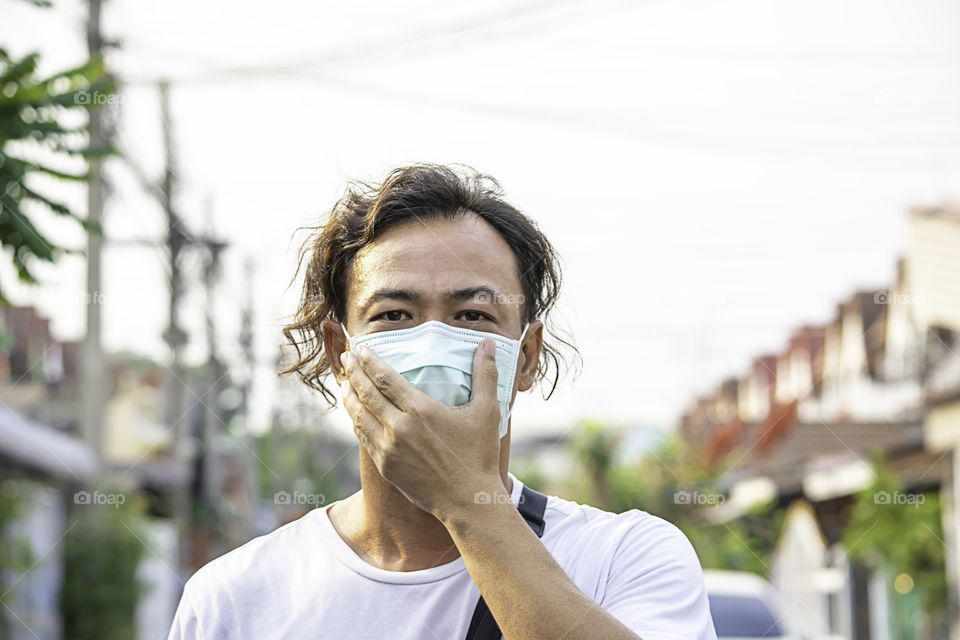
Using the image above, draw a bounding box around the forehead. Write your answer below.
[347,213,521,304]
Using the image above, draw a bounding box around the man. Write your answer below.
[168,164,717,639]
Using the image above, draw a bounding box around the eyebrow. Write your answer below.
[445,286,504,305]
[358,288,421,315]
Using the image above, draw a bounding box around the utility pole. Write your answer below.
[80,0,108,470]
[159,80,191,571]
[239,256,257,543]
[239,257,255,424]
[200,197,226,508]
[118,86,234,569]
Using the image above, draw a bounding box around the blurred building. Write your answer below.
[0,406,97,640]
[909,203,960,640]
[0,304,260,638]
[0,305,192,499]
[678,202,960,639]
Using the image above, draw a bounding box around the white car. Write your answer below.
[703,570,794,639]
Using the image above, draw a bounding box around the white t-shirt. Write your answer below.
[168,472,717,640]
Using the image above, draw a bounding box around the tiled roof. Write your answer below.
[734,420,923,495]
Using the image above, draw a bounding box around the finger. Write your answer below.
[468,338,499,407]
[342,350,405,424]
[341,379,385,453]
[353,345,422,413]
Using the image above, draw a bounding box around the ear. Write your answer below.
[322,319,349,382]
[515,320,544,392]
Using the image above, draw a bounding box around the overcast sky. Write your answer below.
[3,0,959,438]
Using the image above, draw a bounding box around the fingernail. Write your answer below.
[356,345,369,359]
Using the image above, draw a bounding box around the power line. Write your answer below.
[289,71,960,156]
[119,0,601,86]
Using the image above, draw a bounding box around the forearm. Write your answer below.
[442,486,640,640]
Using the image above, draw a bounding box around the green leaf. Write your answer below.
[0,49,113,300]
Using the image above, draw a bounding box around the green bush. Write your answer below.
[0,477,34,640]
[60,492,146,640]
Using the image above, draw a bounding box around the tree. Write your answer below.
[565,422,783,576]
[0,48,113,303]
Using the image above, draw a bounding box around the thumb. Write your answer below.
[469,338,499,408]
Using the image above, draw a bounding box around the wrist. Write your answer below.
[439,479,512,533]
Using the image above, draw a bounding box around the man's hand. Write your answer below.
[339,337,507,520]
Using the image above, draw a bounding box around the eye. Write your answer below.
[373,310,410,322]
[457,310,493,323]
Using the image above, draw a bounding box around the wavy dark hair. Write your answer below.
[280,163,580,407]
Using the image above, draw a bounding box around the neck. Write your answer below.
[328,431,512,572]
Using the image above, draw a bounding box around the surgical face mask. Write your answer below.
[341,320,529,438]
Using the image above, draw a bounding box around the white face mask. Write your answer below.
[341,320,529,438]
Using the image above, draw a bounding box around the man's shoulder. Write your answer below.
[538,491,709,619]
[539,491,695,559]
[541,491,678,533]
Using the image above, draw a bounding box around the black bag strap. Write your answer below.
[465,484,549,640]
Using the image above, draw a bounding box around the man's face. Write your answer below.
[344,213,527,342]
[321,211,545,427]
